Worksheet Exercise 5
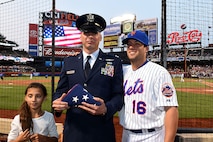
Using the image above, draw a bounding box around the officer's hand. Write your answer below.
[78,97,107,116]
[52,93,70,112]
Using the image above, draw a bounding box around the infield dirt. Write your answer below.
[1,109,213,142]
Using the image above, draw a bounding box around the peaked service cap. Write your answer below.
[76,13,106,33]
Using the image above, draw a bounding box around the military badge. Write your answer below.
[101,63,114,77]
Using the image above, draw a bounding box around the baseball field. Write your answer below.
[0,76,213,118]
[0,76,213,141]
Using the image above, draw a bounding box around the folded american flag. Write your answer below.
[62,84,101,107]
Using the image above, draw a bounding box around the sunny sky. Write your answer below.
[56,0,162,52]
[1,0,213,52]
[55,0,161,25]
[0,0,161,51]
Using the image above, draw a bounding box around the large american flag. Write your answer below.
[43,25,82,47]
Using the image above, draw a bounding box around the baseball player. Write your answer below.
[180,73,185,82]
[119,30,179,142]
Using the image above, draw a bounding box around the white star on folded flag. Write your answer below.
[72,96,79,103]
[62,84,101,107]
[82,94,89,101]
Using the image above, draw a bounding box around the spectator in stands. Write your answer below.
[0,74,3,80]
[7,82,58,142]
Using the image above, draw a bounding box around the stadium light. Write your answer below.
[110,14,136,24]
[181,24,187,74]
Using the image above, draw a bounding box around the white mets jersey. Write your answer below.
[119,61,178,129]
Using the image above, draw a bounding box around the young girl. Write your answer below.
[7,82,58,142]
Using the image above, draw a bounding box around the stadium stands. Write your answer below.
[0,34,213,78]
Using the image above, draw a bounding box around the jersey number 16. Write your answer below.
[132,100,146,115]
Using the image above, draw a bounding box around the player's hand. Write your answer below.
[52,93,70,112]
[16,129,31,142]
[30,133,45,142]
[78,97,107,116]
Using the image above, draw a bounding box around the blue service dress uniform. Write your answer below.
[53,50,124,142]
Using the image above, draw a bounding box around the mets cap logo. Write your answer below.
[162,83,174,97]
[131,30,136,36]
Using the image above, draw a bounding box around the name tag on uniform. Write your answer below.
[66,70,75,75]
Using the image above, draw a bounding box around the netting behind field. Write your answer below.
[166,0,213,132]
[167,0,213,47]
[0,0,213,138]
[0,0,52,111]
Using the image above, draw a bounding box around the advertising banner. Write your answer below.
[45,61,63,67]
[29,24,38,56]
[29,45,38,56]
[135,18,158,45]
[148,29,157,45]
[103,24,121,48]
[42,11,79,26]
[122,21,134,34]
[43,46,81,57]
[29,24,38,44]
[104,24,121,36]
[167,29,202,45]
[104,35,119,48]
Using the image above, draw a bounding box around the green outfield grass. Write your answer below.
[0,77,213,118]
[177,91,213,118]
[173,78,213,118]
[0,76,59,111]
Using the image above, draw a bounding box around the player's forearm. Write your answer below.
[164,106,179,142]
[44,136,58,142]
[35,135,58,142]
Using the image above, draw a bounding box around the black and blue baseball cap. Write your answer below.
[122,30,149,46]
[76,13,106,33]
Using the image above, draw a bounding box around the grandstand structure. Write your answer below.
[0,33,35,76]
[0,0,212,79]
[146,45,213,78]
[0,1,213,142]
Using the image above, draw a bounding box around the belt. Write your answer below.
[125,127,162,133]
[126,128,155,133]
